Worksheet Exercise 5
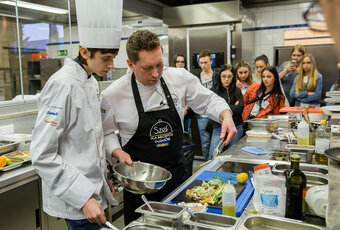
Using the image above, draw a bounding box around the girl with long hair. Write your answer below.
[254,54,269,83]
[242,66,285,121]
[278,44,306,106]
[208,64,244,158]
[235,60,255,94]
[290,53,322,106]
[173,53,186,69]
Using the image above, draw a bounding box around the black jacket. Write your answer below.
[208,86,244,130]
[196,71,218,89]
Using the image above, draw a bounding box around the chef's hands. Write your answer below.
[82,198,106,225]
[219,109,237,146]
[112,148,133,166]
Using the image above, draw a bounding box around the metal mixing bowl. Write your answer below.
[113,162,172,194]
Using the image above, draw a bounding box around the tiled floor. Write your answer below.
[109,159,205,229]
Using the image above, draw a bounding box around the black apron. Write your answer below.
[122,74,189,225]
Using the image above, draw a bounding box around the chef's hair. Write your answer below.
[126,30,161,64]
[199,50,212,60]
[78,48,119,65]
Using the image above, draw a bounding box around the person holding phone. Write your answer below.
[278,44,306,106]
[289,53,322,107]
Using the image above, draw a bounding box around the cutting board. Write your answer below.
[171,180,245,208]
[169,171,254,217]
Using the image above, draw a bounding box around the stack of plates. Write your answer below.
[325,91,340,104]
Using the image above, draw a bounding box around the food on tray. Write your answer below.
[178,202,207,220]
[270,150,290,161]
[185,179,226,205]
[236,173,248,184]
[12,150,30,159]
[0,156,6,168]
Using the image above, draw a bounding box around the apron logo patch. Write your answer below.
[150,120,174,148]
[45,110,59,127]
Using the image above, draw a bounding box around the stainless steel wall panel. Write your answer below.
[163,1,240,27]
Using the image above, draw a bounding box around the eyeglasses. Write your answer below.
[221,75,233,80]
[303,0,327,32]
[176,61,185,63]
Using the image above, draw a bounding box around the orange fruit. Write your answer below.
[0,156,6,168]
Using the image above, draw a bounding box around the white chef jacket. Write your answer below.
[30,58,118,220]
[100,67,230,157]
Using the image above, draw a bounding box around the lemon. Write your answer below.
[236,173,248,184]
[6,157,11,166]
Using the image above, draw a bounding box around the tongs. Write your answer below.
[199,136,228,167]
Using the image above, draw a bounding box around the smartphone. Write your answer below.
[290,60,297,66]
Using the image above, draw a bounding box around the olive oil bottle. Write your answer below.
[284,155,307,220]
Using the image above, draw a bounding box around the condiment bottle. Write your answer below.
[284,155,307,220]
[297,111,310,145]
[315,120,330,165]
[222,180,236,217]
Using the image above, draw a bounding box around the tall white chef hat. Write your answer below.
[75,0,123,49]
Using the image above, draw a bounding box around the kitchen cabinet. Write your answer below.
[0,180,41,230]
[27,58,63,94]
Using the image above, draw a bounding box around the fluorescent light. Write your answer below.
[0,1,68,14]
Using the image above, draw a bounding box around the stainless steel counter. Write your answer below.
[0,164,37,194]
[162,135,327,230]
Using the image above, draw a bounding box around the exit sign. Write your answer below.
[57,49,68,56]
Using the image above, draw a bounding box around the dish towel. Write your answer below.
[241,146,269,155]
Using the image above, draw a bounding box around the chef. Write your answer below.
[101,29,237,225]
[30,0,122,229]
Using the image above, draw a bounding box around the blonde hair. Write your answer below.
[290,44,306,61]
[235,60,254,85]
[295,53,318,93]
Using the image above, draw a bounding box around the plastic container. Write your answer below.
[222,181,236,217]
[297,117,310,145]
[315,120,330,165]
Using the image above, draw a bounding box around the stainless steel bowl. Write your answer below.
[113,162,172,194]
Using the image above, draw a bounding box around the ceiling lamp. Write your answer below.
[0,1,68,14]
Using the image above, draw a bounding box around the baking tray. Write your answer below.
[5,149,30,161]
[0,141,20,155]
[169,171,254,217]
[0,157,25,172]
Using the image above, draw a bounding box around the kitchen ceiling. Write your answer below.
[0,0,313,24]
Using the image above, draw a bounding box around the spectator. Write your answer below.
[290,53,322,107]
[196,49,218,161]
[329,62,340,91]
[254,55,270,83]
[235,60,255,94]
[278,44,306,106]
[173,54,186,69]
[242,66,285,122]
[208,64,244,158]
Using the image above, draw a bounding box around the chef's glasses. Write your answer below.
[303,0,327,32]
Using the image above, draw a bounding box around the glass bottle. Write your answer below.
[315,120,330,165]
[284,155,307,220]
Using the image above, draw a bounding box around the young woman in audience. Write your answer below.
[289,53,322,107]
[208,64,244,158]
[235,60,254,94]
[330,63,340,91]
[254,54,269,83]
[173,53,186,69]
[242,66,285,122]
[278,44,306,106]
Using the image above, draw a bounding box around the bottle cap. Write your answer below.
[291,154,300,162]
[320,120,326,125]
